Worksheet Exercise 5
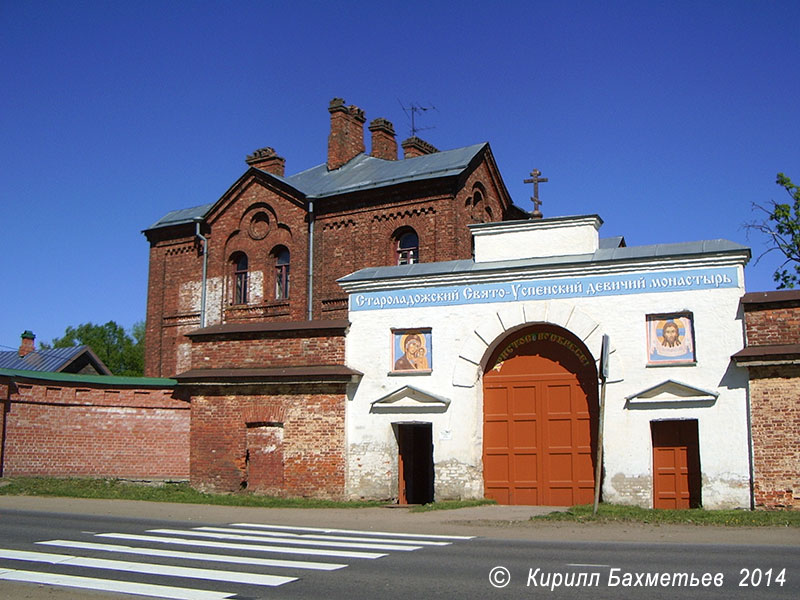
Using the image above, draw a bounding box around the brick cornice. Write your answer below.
[732,343,800,365]
[742,290,800,308]
[186,320,350,339]
[174,365,361,384]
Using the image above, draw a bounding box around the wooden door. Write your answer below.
[483,326,598,506]
[397,423,434,505]
[652,420,701,509]
[483,380,539,505]
[483,371,594,505]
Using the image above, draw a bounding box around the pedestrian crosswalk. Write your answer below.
[0,520,474,598]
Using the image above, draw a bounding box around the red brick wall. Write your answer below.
[314,186,455,317]
[312,161,508,319]
[189,330,345,370]
[0,379,189,480]
[145,176,311,377]
[749,365,800,509]
[744,304,800,346]
[0,383,6,472]
[189,385,345,497]
[144,234,205,378]
[205,178,310,322]
[741,292,800,509]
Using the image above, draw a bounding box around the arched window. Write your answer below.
[231,252,249,305]
[469,188,486,222]
[273,246,290,300]
[396,230,419,265]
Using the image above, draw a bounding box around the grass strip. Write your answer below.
[0,477,384,509]
[533,503,800,527]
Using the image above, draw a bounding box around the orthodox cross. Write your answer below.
[524,169,548,218]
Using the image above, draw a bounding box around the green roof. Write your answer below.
[0,368,176,388]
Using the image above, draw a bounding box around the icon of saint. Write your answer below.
[649,318,694,363]
[394,333,430,371]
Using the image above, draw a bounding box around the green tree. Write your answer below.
[748,173,800,289]
[40,320,145,376]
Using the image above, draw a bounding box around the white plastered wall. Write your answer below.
[344,265,750,508]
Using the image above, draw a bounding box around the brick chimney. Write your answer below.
[401,136,439,159]
[19,330,35,357]
[369,118,397,161]
[327,98,366,170]
[246,147,286,176]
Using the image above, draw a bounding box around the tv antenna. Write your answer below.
[399,101,437,137]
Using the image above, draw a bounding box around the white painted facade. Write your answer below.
[340,215,751,508]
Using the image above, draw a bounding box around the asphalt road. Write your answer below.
[0,497,797,600]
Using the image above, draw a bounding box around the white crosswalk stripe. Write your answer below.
[97,531,388,559]
[149,527,424,551]
[231,522,475,540]
[36,539,347,570]
[201,525,453,546]
[0,568,236,600]
[0,548,297,586]
[0,521,471,598]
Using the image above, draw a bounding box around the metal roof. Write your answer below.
[284,143,486,198]
[338,238,750,284]
[146,144,487,231]
[599,235,626,249]
[732,344,800,361]
[741,290,800,305]
[146,202,213,230]
[0,345,90,372]
[0,368,176,387]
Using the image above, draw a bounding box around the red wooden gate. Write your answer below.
[483,327,597,506]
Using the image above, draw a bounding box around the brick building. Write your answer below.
[3,100,794,509]
[143,98,526,495]
[733,290,800,509]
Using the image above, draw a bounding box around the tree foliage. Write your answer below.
[40,320,145,376]
[747,173,800,289]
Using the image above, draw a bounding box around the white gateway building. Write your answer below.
[339,215,751,509]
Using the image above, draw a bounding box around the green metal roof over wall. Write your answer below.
[0,368,176,388]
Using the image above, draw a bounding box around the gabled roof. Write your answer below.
[285,143,487,199]
[0,345,112,375]
[146,144,489,231]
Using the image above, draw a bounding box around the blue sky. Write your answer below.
[1,1,798,351]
